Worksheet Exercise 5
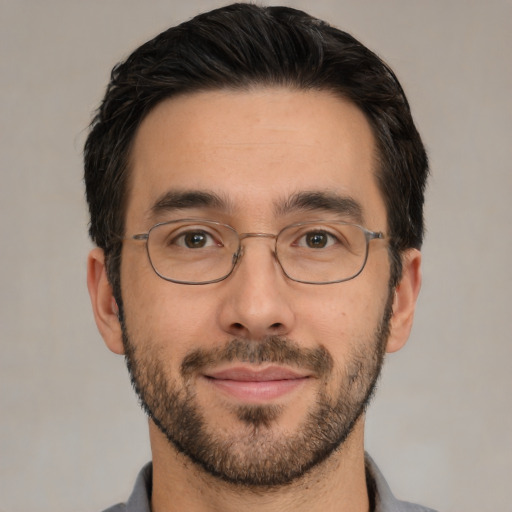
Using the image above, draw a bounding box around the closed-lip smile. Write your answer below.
[202,365,312,402]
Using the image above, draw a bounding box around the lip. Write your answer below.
[202,366,311,403]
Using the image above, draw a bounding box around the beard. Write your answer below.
[121,296,392,488]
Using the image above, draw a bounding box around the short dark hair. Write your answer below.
[84,3,428,298]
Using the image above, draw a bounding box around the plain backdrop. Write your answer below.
[1,1,511,511]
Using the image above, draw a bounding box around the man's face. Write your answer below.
[119,88,395,485]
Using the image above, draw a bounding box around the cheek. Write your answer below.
[294,277,390,359]
[120,251,220,359]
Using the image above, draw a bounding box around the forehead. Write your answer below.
[126,87,386,230]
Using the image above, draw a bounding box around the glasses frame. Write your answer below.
[128,219,385,285]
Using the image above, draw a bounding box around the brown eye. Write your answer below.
[304,232,329,248]
[172,230,219,249]
[183,231,208,248]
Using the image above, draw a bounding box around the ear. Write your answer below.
[87,247,125,355]
[386,248,422,354]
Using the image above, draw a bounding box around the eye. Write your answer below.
[173,230,220,249]
[297,230,338,249]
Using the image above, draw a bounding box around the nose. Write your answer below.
[217,235,295,340]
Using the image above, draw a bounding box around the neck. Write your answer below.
[148,417,370,512]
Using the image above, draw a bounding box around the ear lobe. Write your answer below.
[386,248,422,354]
[87,247,125,355]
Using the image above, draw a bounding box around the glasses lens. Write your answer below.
[147,220,239,284]
[276,222,369,283]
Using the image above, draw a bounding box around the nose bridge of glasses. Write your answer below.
[238,232,278,242]
[232,232,278,265]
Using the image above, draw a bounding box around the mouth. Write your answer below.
[202,366,312,403]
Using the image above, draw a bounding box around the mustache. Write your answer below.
[180,336,333,379]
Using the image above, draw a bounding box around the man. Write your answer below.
[85,4,433,511]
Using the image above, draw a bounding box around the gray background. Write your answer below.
[1,1,511,511]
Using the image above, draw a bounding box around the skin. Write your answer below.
[88,88,422,512]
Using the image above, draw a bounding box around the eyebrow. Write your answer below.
[149,190,232,219]
[148,189,364,224]
[276,191,365,224]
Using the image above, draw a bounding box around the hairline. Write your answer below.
[121,83,390,235]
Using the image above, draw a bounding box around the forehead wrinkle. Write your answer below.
[274,191,365,224]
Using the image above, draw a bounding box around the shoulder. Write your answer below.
[365,453,439,512]
[99,463,152,512]
[101,505,127,512]
[395,501,438,512]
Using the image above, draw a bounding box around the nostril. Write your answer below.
[270,323,283,330]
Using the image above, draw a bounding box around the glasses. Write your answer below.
[128,219,385,285]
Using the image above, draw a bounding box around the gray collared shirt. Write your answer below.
[102,454,438,512]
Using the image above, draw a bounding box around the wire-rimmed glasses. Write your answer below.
[128,219,385,285]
